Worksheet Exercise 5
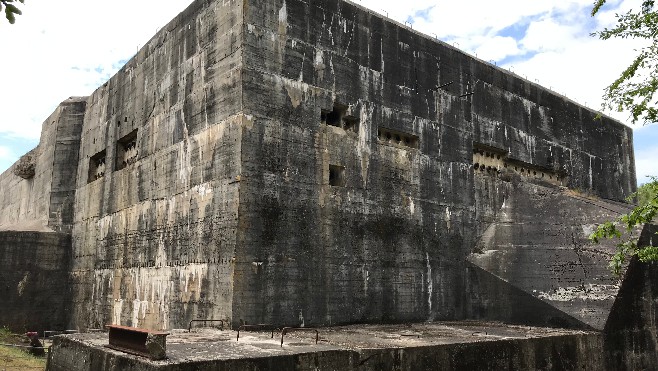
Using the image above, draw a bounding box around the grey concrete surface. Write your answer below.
[46,322,602,371]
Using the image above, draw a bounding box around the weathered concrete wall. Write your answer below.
[468,176,632,330]
[231,0,636,327]
[68,0,245,330]
[604,225,658,371]
[0,98,86,232]
[0,231,71,333]
[48,98,87,232]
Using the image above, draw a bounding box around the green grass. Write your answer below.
[0,328,47,370]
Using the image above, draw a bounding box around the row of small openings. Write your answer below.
[87,129,139,183]
[510,164,563,182]
[472,146,564,184]
[474,163,563,182]
[378,128,419,149]
[117,116,131,126]
[473,148,504,160]
[116,129,138,171]
[472,146,507,173]
[321,103,359,133]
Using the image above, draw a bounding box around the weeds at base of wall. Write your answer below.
[0,328,46,370]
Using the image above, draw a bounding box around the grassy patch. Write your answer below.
[0,328,46,370]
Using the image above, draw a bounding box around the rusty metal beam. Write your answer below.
[105,325,169,360]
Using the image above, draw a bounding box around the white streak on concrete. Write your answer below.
[537,285,619,302]
[113,299,124,325]
[426,253,433,319]
[278,1,287,25]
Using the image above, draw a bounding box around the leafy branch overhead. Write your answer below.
[591,0,658,125]
[589,179,658,276]
[0,0,24,24]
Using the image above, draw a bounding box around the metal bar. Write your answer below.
[459,92,475,97]
[280,327,319,347]
[438,81,453,89]
[236,324,277,341]
[0,343,48,350]
[43,331,62,338]
[188,319,225,332]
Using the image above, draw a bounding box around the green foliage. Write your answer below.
[0,327,46,369]
[591,0,658,125]
[0,0,24,24]
[589,178,658,275]
[636,181,657,205]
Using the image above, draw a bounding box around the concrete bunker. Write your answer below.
[0,1,651,370]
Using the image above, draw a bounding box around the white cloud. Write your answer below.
[474,36,520,61]
[0,146,12,159]
[0,146,16,175]
[0,0,195,140]
[520,18,583,52]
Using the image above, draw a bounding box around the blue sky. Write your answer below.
[0,0,655,185]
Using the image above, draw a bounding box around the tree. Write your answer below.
[636,179,658,205]
[590,179,658,275]
[591,0,658,125]
[590,1,658,275]
[0,0,24,24]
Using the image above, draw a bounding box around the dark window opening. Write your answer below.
[88,150,107,183]
[322,103,359,133]
[327,110,341,127]
[116,129,138,171]
[343,116,359,132]
[329,164,345,187]
[321,109,330,125]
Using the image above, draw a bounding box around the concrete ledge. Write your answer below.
[46,322,603,371]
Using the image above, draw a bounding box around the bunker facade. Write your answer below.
[1,1,656,367]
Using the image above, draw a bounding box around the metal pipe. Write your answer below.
[236,324,276,341]
[280,327,319,347]
[188,319,225,332]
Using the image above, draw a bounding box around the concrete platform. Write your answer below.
[46,322,604,370]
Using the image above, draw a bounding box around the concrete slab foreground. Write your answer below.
[47,322,603,370]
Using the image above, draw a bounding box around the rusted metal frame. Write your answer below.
[188,319,225,332]
[280,327,319,347]
[236,324,277,341]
